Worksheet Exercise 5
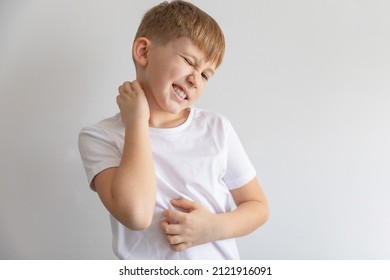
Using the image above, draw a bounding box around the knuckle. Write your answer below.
[171,244,183,252]
[183,227,191,236]
[183,215,191,224]
[167,235,177,244]
[125,81,132,89]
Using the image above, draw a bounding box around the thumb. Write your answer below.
[171,199,198,212]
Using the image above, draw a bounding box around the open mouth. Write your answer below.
[173,84,188,100]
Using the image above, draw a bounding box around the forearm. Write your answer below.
[93,80,156,230]
[161,198,269,251]
[212,200,269,241]
[110,120,156,229]
[161,179,269,250]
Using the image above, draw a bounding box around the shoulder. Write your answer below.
[192,107,232,129]
[79,113,123,142]
[80,113,122,133]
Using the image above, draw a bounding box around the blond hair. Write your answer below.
[135,0,225,68]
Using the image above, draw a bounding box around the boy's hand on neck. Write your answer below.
[117,80,150,126]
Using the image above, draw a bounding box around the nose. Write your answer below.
[186,72,199,89]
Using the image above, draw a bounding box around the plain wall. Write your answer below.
[1,0,389,259]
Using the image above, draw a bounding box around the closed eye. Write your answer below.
[182,56,194,67]
[182,55,211,81]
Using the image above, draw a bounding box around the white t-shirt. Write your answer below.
[78,107,256,259]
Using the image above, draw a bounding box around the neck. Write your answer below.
[135,76,191,128]
[148,108,190,128]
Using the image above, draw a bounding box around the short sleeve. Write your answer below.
[78,125,122,190]
[222,122,256,190]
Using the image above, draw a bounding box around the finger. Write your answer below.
[165,234,184,245]
[116,90,126,105]
[160,218,180,234]
[162,222,183,235]
[162,210,170,222]
[118,81,131,95]
[160,219,170,233]
[118,84,128,96]
[164,209,189,224]
[123,83,133,95]
[170,242,190,252]
[124,81,132,89]
[130,80,144,94]
[170,199,198,212]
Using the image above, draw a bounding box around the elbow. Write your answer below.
[120,205,154,231]
[253,200,269,229]
[260,201,270,226]
[125,217,152,231]
[110,186,156,231]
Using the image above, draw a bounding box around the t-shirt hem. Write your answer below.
[226,169,256,190]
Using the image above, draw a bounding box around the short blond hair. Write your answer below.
[135,0,225,68]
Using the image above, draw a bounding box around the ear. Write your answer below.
[132,37,150,67]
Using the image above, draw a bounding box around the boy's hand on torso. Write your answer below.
[160,199,219,251]
[117,80,150,126]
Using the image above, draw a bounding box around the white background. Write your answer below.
[1,0,389,259]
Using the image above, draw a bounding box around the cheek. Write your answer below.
[145,63,164,80]
[147,64,183,85]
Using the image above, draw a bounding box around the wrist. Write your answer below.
[123,115,149,130]
[209,212,225,242]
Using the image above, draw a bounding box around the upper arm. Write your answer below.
[92,167,117,211]
[230,177,268,208]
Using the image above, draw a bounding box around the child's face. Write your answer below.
[142,37,216,115]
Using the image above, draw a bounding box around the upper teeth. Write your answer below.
[173,85,187,99]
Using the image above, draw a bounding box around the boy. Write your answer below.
[78,0,268,259]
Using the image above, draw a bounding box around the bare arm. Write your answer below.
[215,178,269,239]
[94,81,156,231]
[161,178,269,251]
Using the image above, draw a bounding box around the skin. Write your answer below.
[93,36,269,251]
